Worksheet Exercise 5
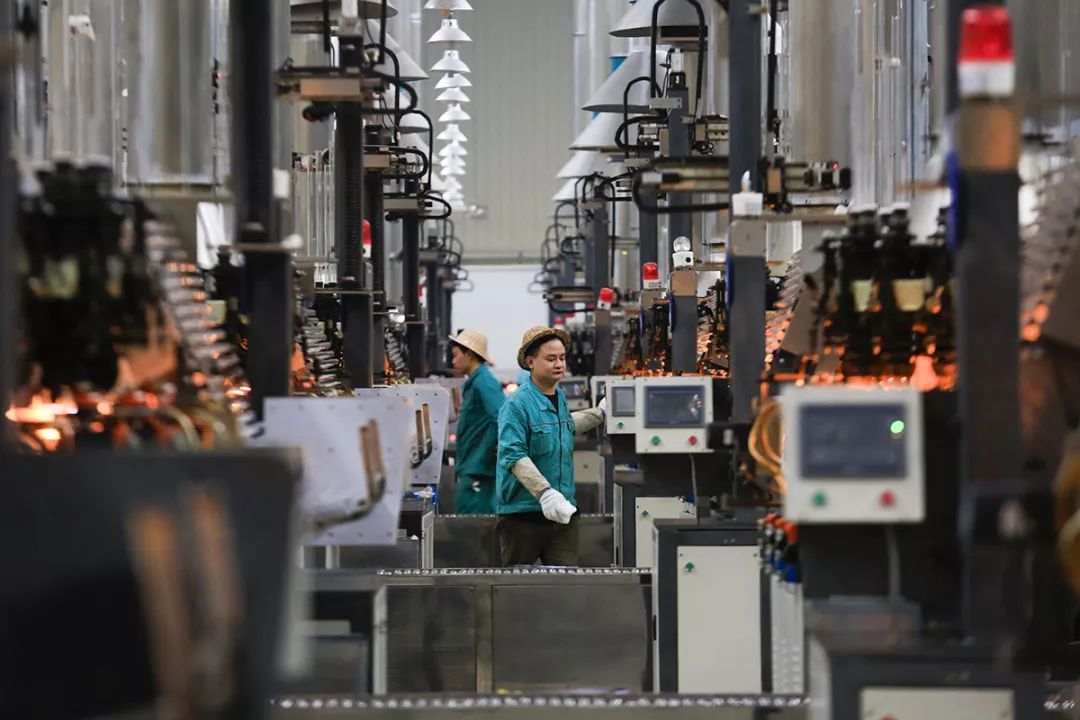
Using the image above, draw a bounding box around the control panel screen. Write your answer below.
[799,404,908,478]
[611,386,636,417]
[644,386,704,427]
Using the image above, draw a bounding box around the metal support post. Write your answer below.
[0,0,15,443]
[590,199,610,291]
[666,79,692,242]
[364,130,387,383]
[728,220,767,423]
[728,0,763,205]
[640,209,659,269]
[424,242,443,373]
[670,269,698,373]
[232,0,291,417]
[335,34,372,388]
[402,182,425,378]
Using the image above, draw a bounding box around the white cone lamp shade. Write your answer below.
[583,49,668,113]
[364,23,428,80]
[437,124,467,142]
[610,0,711,39]
[437,87,471,103]
[557,151,613,179]
[439,141,468,158]
[398,112,432,136]
[552,178,580,203]
[444,188,464,200]
[424,0,472,10]
[436,73,472,89]
[429,172,447,192]
[428,18,472,44]
[441,156,467,171]
[570,112,637,153]
[442,177,464,192]
[441,165,466,177]
[448,197,468,211]
[431,49,471,73]
[439,103,471,122]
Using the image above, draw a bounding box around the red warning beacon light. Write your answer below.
[958,6,1014,99]
[642,262,660,290]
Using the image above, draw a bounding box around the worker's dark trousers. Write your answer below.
[498,512,579,566]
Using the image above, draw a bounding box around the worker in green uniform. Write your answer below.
[496,326,606,565]
[449,329,504,514]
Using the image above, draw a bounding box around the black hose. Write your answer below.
[649,0,706,115]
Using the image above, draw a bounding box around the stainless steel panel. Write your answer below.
[123,0,216,184]
[383,585,479,693]
[491,584,651,691]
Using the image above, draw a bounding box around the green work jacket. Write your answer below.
[496,378,576,515]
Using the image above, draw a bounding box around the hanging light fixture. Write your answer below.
[556,151,611,179]
[431,49,471,73]
[441,165,466,177]
[582,49,669,113]
[610,0,711,40]
[442,177,464,192]
[441,156,467,171]
[436,87,471,103]
[438,141,468,158]
[428,18,472,44]
[436,73,473,89]
[439,103,471,122]
[398,112,432,136]
[437,124,467,142]
[570,112,637,153]
[424,0,472,10]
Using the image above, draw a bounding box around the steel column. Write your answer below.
[335,33,372,388]
[728,0,762,204]
[590,199,610,291]
[0,0,15,443]
[666,80,692,243]
[728,221,767,424]
[639,208,659,269]
[232,0,291,417]
[402,182,425,378]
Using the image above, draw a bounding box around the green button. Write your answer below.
[651,436,661,446]
[641,510,650,518]
[812,491,828,507]
[616,421,624,430]
[684,562,695,572]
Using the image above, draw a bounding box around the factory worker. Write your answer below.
[449,329,505,515]
[495,326,606,565]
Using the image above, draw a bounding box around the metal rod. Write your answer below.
[666,79,693,242]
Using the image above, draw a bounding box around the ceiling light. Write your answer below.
[398,112,431,135]
[439,142,467,157]
[431,49,470,74]
[441,156,466,170]
[437,124,467,142]
[583,49,668,114]
[439,103,471,122]
[428,18,472,44]
[442,177,463,192]
[441,165,466,177]
[570,112,637,153]
[436,73,472,89]
[557,151,614,179]
[437,87,471,103]
[290,0,399,23]
[424,0,472,10]
[610,0,712,40]
[552,178,579,203]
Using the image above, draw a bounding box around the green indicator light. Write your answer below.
[651,436,661,446]
[890,420,905,435]
[616,421,624,429]
[812,491,828,507]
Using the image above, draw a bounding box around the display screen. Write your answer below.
[560,380,587,399]
[611,386,636,417]
[644,386,705,427]
[799,404,908,479]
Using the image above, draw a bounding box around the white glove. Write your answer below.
[539,488,577,524]
[598,396,608,417]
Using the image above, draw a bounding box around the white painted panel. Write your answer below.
[634,497,695,569]
[861,687,1014,720]
[451,264,549,370]
[676,545,762,693]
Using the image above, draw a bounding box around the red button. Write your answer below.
[688,435,698,446]
[880,491,896,507]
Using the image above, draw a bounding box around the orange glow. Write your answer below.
[34,427,62,451]
[97,400,113,416]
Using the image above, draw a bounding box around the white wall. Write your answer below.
[451,264,550,371]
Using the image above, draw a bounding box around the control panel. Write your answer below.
[635,376,713,454]
[606,377,639,435]
[781,385,924,523]
[560,376,591,411]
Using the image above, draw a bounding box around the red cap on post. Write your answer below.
[553,315,565,326]
[642,262,659,282]
[597,287,615,309]
[362,220,373,251]
[958,6,1015,98]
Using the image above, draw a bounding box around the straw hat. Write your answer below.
[448,329,490,363]
[516,326,572,370]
